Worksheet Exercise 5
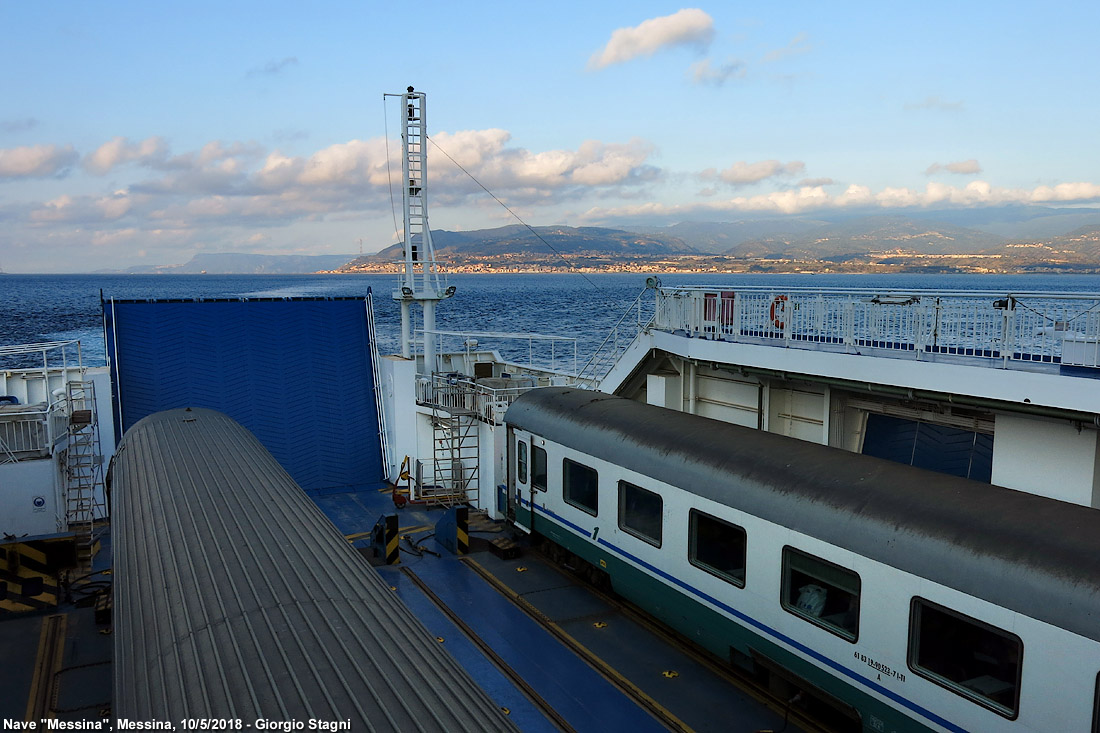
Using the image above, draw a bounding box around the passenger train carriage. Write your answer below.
[503,387,1100,733]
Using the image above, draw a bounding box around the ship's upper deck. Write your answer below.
[653,285,1100,371]
[598,285,1100,417]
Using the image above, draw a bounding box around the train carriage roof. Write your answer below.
[112,407,518,728]
[506,387,1100,643]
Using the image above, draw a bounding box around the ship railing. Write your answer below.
[653,287,1100,369]
[0,406,52,461]
[420,329,580,378]
[392,261,450,297]
[415,371,569,424]
[576,287,656,386]
[1,341,85,461]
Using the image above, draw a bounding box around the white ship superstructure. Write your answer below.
[0,341,112,565]
[589,284,1100,508]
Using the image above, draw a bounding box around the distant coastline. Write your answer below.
[329,255,1100,277]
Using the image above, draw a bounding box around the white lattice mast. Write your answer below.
[390,86,454,373]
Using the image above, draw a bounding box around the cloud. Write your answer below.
[578,180,1100,221]
[690,58,746,86]
[589,9,714,69]
[798,177,835,186]
[905,96,964,112]
[761,32,811,63]
[123,140,267,196]
[429,131,659,197]
[248,56,298,77]
[27,191,145,225]
[12,129,663,242]
[707,159,806,185]
[247,129,659,206]
[0,143,78,178]
[1,117,39,134]
[83,136,169,174]
[925,159,982,176]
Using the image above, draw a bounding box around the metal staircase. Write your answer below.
[425,379,480,506]
[64,381,103,570]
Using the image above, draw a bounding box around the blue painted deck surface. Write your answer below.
[384,557,670,733]
[315,488,793,733]
[380,565,560,733]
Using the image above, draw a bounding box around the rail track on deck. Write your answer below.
[476,543,833,733]
[459,545,830,733]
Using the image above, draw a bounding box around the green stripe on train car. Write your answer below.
[543,526,935,733]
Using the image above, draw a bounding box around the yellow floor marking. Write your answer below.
[25,613,67,721]
[464,557,694,733]
[13,543,48,565]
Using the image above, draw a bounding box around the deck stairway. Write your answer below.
[64,381,103,570]
[424,378,480,507]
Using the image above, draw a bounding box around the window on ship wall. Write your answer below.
[531,445,547,492]
[517,440,528,484]
[781,547,860,642]
[563,458,598,516]
[688,510,746,588]
[618,481,662,547]
[908,598,1022,719]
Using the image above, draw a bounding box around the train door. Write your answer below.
[505,428,517,522]
[510,430,534,533]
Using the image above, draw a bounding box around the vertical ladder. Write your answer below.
[405,93,426,265]
[426,379,480,506]
[390,86,453,370]
[65,381,103,570]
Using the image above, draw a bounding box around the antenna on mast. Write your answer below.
[387,85,455,373]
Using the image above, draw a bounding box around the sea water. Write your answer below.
[3,272,1100,369]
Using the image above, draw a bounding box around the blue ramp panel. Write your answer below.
[103,296,383,494]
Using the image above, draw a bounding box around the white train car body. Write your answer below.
[505,388,1100,733]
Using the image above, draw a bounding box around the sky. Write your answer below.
[1,1,1098,273]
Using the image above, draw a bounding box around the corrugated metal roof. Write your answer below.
[112,407,517,730]
[505,387,1100,643]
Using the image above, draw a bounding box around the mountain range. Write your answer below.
[340,207,1100,269]
[100,206,1100,274]
[364,225,701,262]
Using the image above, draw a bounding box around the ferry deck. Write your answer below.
[6,283,1100,730]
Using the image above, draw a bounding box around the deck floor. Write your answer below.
[2,487,797,732]
[319,487,795,733]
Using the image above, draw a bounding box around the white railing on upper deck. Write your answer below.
[421,329,580,377]
[1,340,86,461]
[0,407,50,460]
[654,287,1100,369]
[576,287,656,385]
[415,373,553,424]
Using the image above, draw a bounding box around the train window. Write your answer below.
[618,481,662,547]
[908,598,1022,718]
[532,445,547,492]
[563,458,598,515]
[688,510,746,587]
[517,440,528,484]
[781,547,860,641]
